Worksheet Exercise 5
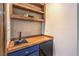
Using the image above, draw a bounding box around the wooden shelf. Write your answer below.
[13,4,44,14]
[11,14,45,22]
[31,3,45,7]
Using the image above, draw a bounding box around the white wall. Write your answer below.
[77,4,79,56]
[45,3,77,56]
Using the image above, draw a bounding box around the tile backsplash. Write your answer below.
[11,19,42,38]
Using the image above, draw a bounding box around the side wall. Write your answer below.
[45,3,77,56]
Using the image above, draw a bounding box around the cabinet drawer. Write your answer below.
[8,45,39,56]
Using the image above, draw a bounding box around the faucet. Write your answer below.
[19,32,22,40]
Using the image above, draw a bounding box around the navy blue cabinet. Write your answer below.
[8,40,53,56]
[8,45,39,56]
[39,40,53,56]
[28,51,39,56]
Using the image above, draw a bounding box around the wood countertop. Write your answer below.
[7,35,53,53]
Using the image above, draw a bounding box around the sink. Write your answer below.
[14,32,28,46]
[14,39,28,46]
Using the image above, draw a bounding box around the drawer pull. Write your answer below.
[25,51,29,54]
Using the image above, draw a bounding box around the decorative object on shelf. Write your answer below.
[24,14,28,17]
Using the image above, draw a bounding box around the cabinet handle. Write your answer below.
[25,51,29,54]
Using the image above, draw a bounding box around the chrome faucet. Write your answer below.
[19,32,22,40]
[14,32,28,46]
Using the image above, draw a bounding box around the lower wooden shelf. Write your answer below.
[11,14,45,22]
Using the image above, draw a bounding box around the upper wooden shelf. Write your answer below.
[38,3,45,6]
[13,4,44,14]
[11,14,45,22]
[31,3,45,7]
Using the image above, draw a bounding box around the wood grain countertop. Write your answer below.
[7,35,53,53]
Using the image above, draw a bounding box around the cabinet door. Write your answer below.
[39,40,53,56]
[0,3,4,56]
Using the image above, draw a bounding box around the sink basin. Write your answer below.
[14,39,28,46]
